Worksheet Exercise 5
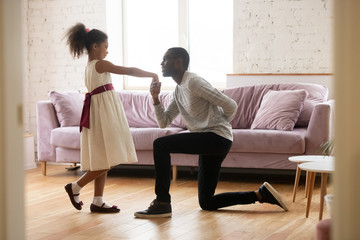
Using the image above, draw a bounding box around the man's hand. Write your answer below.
[150,78,161,105]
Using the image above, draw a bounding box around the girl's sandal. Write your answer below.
[64,183,83,210]
[90,203,120,213]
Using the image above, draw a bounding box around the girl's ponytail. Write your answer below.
[65,23,107,59]
[65,23,88,58]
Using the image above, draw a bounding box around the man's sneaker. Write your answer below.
[134,199,172,218]
[258,182,288,211]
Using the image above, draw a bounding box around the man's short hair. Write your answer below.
[168,47,190,70]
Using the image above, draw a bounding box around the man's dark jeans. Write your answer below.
[153,132,258,210]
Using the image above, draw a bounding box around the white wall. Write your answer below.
[23,0,30,133]
[233,0,333,73]
[25,0,106,142]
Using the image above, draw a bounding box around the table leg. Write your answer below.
[292,165,301,202]
[305,171,309,198]
[306,171,316,218]
[319,173,328,220]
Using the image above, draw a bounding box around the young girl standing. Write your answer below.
[64,23,158,213]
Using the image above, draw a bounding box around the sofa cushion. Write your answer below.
[267,83,328,127]
[222,86,261,129]
[292,84,329,127]
[251,90,307,131]
[131,127,184,150]
[55,147,80,163]
[118,91,158,128]
[49,91,84,127]
[231,128,306,154]
[118,91,186,129]
[50,126,184,151]
[50,127,80,149]
[222,83,328,129]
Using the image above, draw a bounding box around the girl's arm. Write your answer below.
[95,60,158,80]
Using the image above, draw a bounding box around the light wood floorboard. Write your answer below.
[25,165,331,240]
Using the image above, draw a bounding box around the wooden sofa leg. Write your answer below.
[172,165,177,181]
[41,161,47,176]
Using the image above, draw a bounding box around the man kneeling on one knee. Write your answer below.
[134,47,288,218]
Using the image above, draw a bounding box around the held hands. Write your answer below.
[150,77,161,105]
[152,74,159,83]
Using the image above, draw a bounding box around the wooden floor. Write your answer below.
[25,165,331,240]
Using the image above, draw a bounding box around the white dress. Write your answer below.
[80,60,138,171]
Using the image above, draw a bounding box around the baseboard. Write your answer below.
[24,162,37,170]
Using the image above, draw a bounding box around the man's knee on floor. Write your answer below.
[199,199,217,211]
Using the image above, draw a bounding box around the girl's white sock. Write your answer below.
[71,182,82,203]
[92,196,112,208]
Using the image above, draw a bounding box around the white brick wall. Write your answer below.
[25,0,106,143]
[233,0,333,73]
[22,0,30,133]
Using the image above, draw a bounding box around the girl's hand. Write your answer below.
[152,74,159,83]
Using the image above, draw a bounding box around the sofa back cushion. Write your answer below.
[118,91,158,128]
[223,83,328,129]
[118,91,186,129]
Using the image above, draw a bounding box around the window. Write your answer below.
[106,0,232,90]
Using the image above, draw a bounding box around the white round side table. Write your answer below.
[288,155,334,202]
[299,159,334,220]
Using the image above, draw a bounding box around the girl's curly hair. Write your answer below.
[65,23,108,58]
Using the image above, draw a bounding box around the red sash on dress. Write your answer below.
[80,83,114,132]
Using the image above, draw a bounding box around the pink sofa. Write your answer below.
[37,83,333,177]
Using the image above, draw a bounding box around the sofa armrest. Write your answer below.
[327,99,335,141]
[36,100,59,162]
[305,101,333,154]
